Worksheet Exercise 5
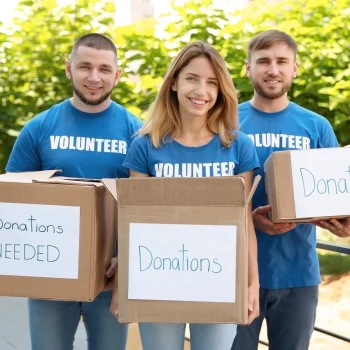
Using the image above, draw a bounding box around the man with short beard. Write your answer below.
[6,33,142,350]
[231,30,339,350]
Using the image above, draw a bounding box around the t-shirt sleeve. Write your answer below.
[318,118,339,148]
[123,135,150,174]
[5,121,41,172]
[235,132,260,175]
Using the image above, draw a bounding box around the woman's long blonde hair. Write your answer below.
[140,41,239,147]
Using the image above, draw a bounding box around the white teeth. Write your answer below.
[190,98,206,105]
[86,86,100,90]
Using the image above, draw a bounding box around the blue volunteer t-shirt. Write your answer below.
[123,131,259,177]
[6,99,142,179]
[239,101,338,289]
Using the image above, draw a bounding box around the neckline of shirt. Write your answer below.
[65,99,115,119]
[167,134,220,153]
[245,101,294,118]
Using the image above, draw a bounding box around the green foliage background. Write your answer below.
[1,0,349,172]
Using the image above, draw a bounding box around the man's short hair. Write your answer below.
[70,33,118,60]
[247,30,298,62]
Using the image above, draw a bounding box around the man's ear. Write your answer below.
[114,68,122,87]
[246,61,251,78]
[65,60,72,80]
[292,61,298,79]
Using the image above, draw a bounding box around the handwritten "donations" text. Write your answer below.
[138,244,222,273]
[300,168,349,197]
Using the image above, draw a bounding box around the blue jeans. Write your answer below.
[139,322,237,350]
[28,290,128,350]
[231,286,318,350]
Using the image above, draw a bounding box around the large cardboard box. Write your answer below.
[264,148,350,223]
[0,171,117,301]
[103,176,258,324]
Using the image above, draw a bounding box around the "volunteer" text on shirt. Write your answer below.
[50,136,127,154]
[154,162,236,177]
[247,133,310,149]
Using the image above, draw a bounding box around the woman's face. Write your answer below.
[172,56,219,121]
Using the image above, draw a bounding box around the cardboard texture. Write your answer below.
[103,176,257,325]
[265,148,350,222]
[0,171,117,301]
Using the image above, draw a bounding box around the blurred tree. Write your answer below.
[0,29,16,170]
[221,0,350,144]
[121,0,350,143]
[1,0,350,173]
[115,0,230,118]
[113,18,166,118]
[0,0,117,172]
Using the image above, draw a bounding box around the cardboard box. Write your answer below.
[264,148,350,223]
[0,170,117,301]
[103,176,259,324]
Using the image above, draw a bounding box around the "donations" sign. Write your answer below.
[291,148,350,218]
[128,223,237,303]
[0,203,80,279]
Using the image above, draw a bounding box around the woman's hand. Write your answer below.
[247,281,260,324]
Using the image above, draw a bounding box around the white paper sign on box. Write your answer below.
[0,203,80,279]
[128,223,237,303]
[291,148,350,218]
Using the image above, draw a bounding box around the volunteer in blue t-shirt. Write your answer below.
[231,30,349,350]
[6,33,142,350]
[116,41,260,350]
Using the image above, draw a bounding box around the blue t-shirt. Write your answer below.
[6,99,143,179]
[123,131,259,177]
[239,101,338,289]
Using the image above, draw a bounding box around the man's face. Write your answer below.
[246,43,298,100]
[65,46,121,108]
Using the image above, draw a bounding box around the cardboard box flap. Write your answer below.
[0,170,60,183]
[102,178,118,201]
[114,177,247,206]
[247,175,261,204]
[34,176,102,187]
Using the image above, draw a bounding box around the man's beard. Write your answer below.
[72,82,113,106]
[251,76,292,100]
